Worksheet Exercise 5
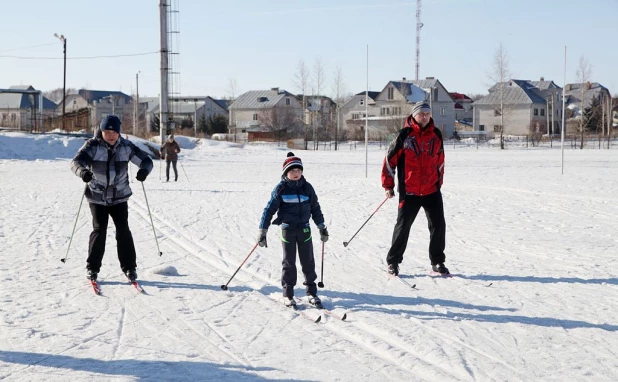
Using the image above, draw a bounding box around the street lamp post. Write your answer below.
[54,33,66,131]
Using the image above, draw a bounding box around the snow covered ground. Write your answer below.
[1,131,617,381]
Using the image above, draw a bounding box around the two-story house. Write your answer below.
[300,95,337,142]
[563,82,611,117]
[473,79,549,137]
[529,78,563,134]
[57,89,134,132]
[353,77,456,139]
[340,91,380,140]
[228,88,302,142]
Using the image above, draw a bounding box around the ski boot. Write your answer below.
[432,263,450,275]
[124,269,137,282]
[307,294,323,309]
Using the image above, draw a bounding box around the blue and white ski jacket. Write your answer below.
[259,176,325,230]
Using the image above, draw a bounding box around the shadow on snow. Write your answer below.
[0,350,307,381]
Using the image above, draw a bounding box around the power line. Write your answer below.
[0,43,57,53]
[0,51,159,60]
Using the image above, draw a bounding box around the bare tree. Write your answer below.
[487,43,512,149]
[293,60,310,110]
[225,77,239,137]
[258,106,300,143]
[330,66,347,150]
[575,55,592,149]
[311,58,326,149]
[292,60,311,147]
[225,78,238,100]
[43,87,77,104]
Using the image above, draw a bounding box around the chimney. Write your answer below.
[565,84,571,91]
[271,87,279,93]
[586,81,591,90]
[426,76,435,80]
[402,77,406,81]
[540,76,545,81]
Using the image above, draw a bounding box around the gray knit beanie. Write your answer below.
[411,101,431,117]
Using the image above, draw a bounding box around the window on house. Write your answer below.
[494,109,502,116]
[540,109,545,116]
[253,113,258,121]
[479,124,485,131]
[352,113,359,120]
[494,125,503,132]
[360,99,365,106]
[286,98,290,106]
[440,107,446,116]
[388,87,394,100]
[534,108,539,116]
[433,88,438,101]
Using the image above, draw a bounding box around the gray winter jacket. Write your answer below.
[71,132,154,205]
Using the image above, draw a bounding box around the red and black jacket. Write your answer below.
[381,115,444,199]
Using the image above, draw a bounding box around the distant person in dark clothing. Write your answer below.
[160,134,181,182]
[70,115,153,282]
[382,101,449,276]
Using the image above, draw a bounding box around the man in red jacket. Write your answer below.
[381,101,449,276]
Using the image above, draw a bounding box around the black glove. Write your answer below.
[385,189,395,198]
[257,229,268,247]
[81,170,93,183]
[318,224,329,243]
[136,169,148,182]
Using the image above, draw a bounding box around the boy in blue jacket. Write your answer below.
[258,152,328,308]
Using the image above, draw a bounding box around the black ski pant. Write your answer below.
[87,202,137,273]
[386,191,446,266]
[280,225,317,298]
[166,159,178,181]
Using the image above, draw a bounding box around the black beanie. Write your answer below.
[100,115,121,134]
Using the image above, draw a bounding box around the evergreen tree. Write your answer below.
[583,95,602,132]
[206,114,229,135]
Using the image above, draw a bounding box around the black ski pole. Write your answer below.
[141,182,162,256]
[60,185,87,263]
[343,197,389,247]
[221,243,259,291]
[318,241,325,288]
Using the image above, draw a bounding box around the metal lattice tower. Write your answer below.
[415,0,422,81]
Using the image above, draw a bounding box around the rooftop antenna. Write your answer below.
[415,0,423,80]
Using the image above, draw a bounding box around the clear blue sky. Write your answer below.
[1,0,616,99]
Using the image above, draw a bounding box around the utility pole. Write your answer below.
[159,0,170,143]
[134,71,140,136]
[54,33,67,131]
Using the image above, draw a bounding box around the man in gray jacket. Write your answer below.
[71,115,153,282]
